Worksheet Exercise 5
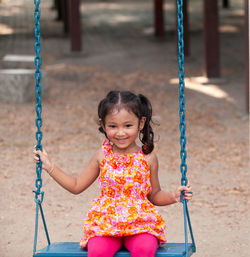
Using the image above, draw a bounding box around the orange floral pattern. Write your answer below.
[80,140,167,248]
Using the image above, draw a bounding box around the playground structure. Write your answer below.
[55,0,249,88]
[54,0,250,112]
[0,0,248,111]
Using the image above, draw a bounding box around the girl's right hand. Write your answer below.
[33,147,53,173]
[173,183,193,203]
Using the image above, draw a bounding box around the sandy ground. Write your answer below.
[0,0,249,256]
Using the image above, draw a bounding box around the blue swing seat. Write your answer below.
[34,242,195,257]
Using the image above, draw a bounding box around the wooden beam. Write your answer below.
[203,0,220,78]
[245,0,249,113]
[69,0,82,51]
[154,0,165,38]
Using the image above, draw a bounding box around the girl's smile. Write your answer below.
[115,138,128,144]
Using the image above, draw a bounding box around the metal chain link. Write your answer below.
[177,0,188,190]
[33,0,44,204]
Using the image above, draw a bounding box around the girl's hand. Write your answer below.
[33,147,53,173]
[173,184,193,203]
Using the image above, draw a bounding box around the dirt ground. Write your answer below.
[0,0,249,257]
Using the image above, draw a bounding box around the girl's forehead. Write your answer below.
[106,107,137,120]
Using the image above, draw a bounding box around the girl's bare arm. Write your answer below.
[147,152,192,205]
[34,148,102,194]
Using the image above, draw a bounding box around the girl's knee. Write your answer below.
[133,244,157,257]
[88,247,104,257]
[125,233,158,257]
[88,236,122,257]
[88,245,116,257]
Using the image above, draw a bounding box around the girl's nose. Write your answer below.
[117,128,125,136]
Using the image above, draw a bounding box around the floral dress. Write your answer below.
[80,140,166,248]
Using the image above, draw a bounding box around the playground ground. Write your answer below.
[0,0,249,256]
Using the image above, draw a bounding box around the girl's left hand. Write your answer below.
[173,184,193,203]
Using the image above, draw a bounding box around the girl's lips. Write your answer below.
[116,138,128,144]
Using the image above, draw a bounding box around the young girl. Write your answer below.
[33,90,193,257]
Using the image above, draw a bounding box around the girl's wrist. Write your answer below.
[172,192,179,203]
[47,163,55,176]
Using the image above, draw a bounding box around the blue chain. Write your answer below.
[33,1,51,253]
[33,0,43,204]
[177,0,188,189]
[176,1,196,256]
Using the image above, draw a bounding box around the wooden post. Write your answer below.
[54,0,62,21]
[222,0,229,8]
[154,0,165,38]
[245,0,249,113]
[203,0,220,77]
[62,0,69,33]
[69,0,82,51]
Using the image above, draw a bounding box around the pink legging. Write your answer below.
[87,233,158,257]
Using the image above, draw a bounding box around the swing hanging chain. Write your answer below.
[177,0,189,255]
[176,0,196,255]
[177,0,188,192]
[33,0,44,204]
[33,1,51,252]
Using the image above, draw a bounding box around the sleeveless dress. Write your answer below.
[80,140,167,248]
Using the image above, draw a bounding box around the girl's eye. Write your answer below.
[108,125,116,128]
[125,124,132,128]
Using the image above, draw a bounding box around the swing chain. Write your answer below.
[177,0,188,190]
[33,0,44,204]
[176,2,197,256]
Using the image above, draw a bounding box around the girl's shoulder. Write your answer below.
[145,150,158,169]
[92,145,105,165]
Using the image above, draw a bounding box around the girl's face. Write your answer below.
[103,108,145,154]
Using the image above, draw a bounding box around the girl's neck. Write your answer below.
[112,142,140,155]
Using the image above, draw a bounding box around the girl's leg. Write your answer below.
[124,233,158,257]
[88,236,122,257]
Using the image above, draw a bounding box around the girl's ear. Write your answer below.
[99,119,106,132]
[139,116,146,131]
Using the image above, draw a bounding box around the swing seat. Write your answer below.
[34,242,196,257]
